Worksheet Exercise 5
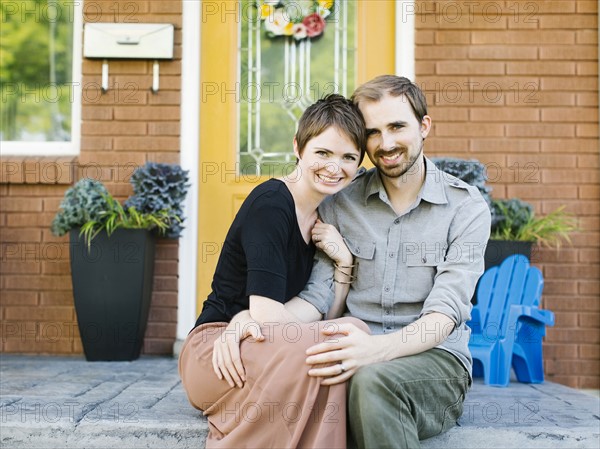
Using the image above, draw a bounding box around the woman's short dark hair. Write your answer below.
[295,93,366,164]
[351,75,428,123]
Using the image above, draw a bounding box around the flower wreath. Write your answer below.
[259,1,335,40]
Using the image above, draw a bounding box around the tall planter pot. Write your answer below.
[484,239,533,270]
[69,228,156,361]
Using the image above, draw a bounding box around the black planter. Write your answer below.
[484,239,533,270]
[69,229,156,361]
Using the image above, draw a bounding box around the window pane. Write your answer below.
[239,0,357,177]
[1,0,74,142]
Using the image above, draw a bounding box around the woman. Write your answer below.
[179,94,369,448]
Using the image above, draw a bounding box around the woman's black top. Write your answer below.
[194,179,316,328]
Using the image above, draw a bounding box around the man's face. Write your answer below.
[358,94,431,179]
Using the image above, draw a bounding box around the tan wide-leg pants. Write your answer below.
[179,317,369,449]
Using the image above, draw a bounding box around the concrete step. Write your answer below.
[1,355,598,448]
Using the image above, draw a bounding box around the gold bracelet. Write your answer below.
[334,262,357,270]
[334,278,354,285]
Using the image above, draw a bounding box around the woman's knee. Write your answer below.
[329,316,371,334]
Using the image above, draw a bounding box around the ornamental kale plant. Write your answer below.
[50,179,110,236]
[124,162,190,238]
[431,157,498,226]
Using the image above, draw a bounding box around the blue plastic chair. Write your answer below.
[468,255,555,387]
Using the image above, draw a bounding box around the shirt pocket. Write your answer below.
[344,237,377,292]
[405,251,443,301]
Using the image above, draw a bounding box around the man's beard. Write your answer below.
[375,141,424,179]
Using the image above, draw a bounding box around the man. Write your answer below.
[298,75,491,448]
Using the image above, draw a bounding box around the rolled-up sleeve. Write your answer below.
[297,198,337,314]
[420,196,491,325]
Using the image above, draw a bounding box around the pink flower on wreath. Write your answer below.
[302,12,326,38]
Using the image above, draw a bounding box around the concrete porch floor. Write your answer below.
[1,355,598,449]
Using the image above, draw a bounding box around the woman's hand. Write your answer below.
[311,219,352,265]
[212,310,264,388]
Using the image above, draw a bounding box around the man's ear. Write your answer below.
[420,115,432,139]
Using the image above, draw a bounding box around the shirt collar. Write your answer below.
[363,156,448,206]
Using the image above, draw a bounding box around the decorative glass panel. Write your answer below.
[239,0,357,177]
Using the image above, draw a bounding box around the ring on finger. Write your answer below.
[339,362,347,373]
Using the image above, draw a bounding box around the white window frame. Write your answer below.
[1,1,83,156]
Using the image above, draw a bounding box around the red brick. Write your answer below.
[113,136,179,151]
[153,276,178,291]
[152,292,178,307]
[579,281,600,295]
[508,62,576,76]
[577,92,599,107]
[541,76,598,91]
[579,344,600,359]
[546,328,600,344]
[145,322,176,338]
[4,306,73,321]
[541,138,597,152]
[526,0,577,13]
[543,280,578,295]
[0,198,43,212]
[142,338,174,355]
[435,31,470,44]
[148,122,180,136]
[82,106,113,120]
[5,213,55,228]
[148,306,177,323]
[576,124,598,137]
[0,229,42,243]
[545,374,579,388]
[579,376,600,389]
[470,139,539,153]
[470,107,539,122]
[539,15,597,29]
[545,359,599,376]
[114,106,180,121]
[545,264,598,280]
[4,275,72,291]
[0,291,38,306]
[542,169,599,184]
[507,184,577,199]
[579,186,599,199]
[154,260,178,276]
[434,123,504,137]
[155,242,179,260]
[579,312,600,328]
[507,91,575,107]
[416,30,435,45]
[576,29,598,44]
[542,108,598,123]
[437,61,505,75]
[425,139,470,152]
[471,30,575,44]
[82,121,147,136]
[579,249,600,263]
[416,46,468,60]
[0,260,41,274]
[554,312,578,327]
[40,291,74,306]
[506,124,575,138]
[544,344,580,360]
[146,153,181,165]
[3,338,74,354]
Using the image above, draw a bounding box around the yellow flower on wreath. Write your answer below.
[260,4,274,19]
[318,0,334,10]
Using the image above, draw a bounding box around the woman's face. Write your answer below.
[294,126,362,196]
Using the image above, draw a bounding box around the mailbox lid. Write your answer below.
[84,23,174,59]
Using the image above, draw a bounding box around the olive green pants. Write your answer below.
[348,348,470,449]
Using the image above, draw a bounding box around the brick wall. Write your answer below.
[415,0,599,388]
[0,1,182,356]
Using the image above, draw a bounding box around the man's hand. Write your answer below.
[305,322,385,386]
[212,310,264,388]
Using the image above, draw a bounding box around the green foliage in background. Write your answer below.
[1,0,74,141]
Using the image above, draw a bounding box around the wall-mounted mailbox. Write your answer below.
[84,23,174,93]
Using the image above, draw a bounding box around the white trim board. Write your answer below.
[176,0,201,344]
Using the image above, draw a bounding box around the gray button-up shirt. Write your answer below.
[298,157,491,376]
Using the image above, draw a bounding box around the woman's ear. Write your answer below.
[293,136,301,160]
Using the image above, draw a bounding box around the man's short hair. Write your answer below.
[296,93,366,164]
[351,75,428,123]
